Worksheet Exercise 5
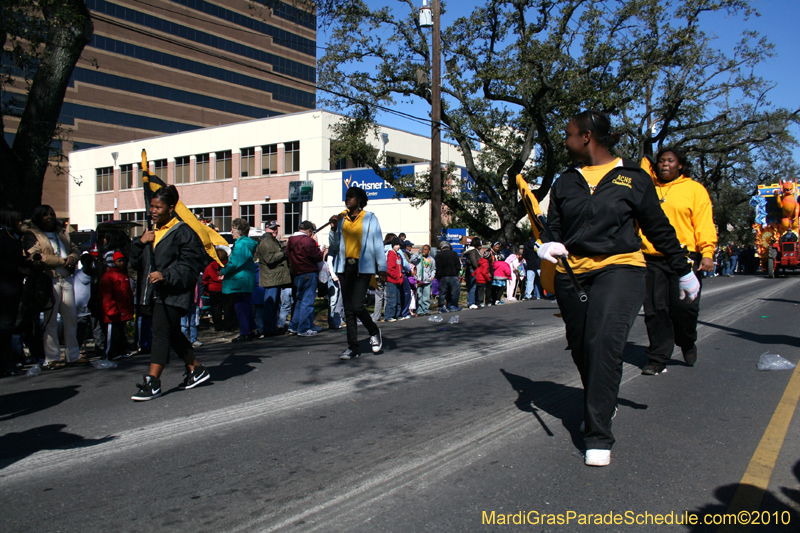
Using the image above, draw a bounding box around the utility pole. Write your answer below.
[429,0,442,249]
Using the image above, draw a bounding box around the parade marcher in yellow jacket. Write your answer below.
[541,111,698,467]
[640,147,717,375]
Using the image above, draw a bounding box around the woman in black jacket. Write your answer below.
[0,208,26,376]
[129,186,210,401]
[540,110,699,466]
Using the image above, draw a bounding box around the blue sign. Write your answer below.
[443,228,466,243]
[443,228,466,255]
[342,166,416,201]
[460,168,491,203]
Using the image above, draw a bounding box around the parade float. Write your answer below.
[751,180,800,277]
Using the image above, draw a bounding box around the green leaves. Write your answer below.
[318,0,796,244]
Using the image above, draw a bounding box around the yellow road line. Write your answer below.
[720,359,800,532]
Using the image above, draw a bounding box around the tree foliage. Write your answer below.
[0,0,93,217]
[318,0,798,244]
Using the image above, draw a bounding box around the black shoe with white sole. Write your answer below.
[641,361,667,375]
[340,348,360,360]
[370,328,383,353]
[132,375,162,401]
[179,365,211,390]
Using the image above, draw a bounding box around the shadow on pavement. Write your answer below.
[0,424,116,470]
[697,320,800,350]
[687,460,800,532]
[0,386,81,422]
[500,369,584,449]
[211,351,269,382]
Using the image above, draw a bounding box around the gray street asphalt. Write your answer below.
[1,275,799,532]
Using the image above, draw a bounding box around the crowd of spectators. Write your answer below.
[0,202,562,377]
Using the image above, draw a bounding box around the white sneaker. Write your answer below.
[469,304,478,309]
[298,330,318,337]
[192,341,203,348]
[369,328,383,353]
[584,449,611,466]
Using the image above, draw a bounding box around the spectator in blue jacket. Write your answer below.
[328,186,387,360]
[220,218,257,342]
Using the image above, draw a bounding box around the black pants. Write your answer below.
[77,315,106,356]
[105,322,129,359]
[338,262,379,352]
[150,302,195,367]
[643,255,702,364]
[0,292,21,369]
[555,265,646,450]
[208,291,235,331]
[492,284,505,303]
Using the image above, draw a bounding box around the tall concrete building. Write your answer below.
[5,0,316,218]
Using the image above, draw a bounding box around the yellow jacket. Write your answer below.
[640,175,717,258]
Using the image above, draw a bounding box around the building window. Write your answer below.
[261,203,277,229]
[241,147,256,177]
[175,156,191,184]
[284,141,300,173]
[192,206,232,232]
[284,202,301,234]
[196,153,210,182]
[120,164,136,189]
[261,144,278,175]
[154,159,167,181]
[216,150,232,180]
[97,213,113,225]
[121,211,147,238]
[96,167,113,192]
[240,205,256,227]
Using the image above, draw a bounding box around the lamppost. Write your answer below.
[420,0,441,249]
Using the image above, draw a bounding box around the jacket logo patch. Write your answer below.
[612,176,632,188]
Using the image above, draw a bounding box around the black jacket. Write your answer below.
[435,249,462,278]
[547,158,690,277]
[522,238,541,271]
[129,220,206,312]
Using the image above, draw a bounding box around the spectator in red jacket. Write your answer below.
[100,250,134,359]
[384,237,404,321]
[474,251,493,307]
[203,247,234,332]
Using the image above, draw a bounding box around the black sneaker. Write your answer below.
[682,344,697,366]
[370,328,383,353]
[340,348,360,360]
[132,375,162,401]
[641,362,667,375]
[179,365,211,390]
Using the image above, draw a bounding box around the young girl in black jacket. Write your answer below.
[129,186,210,401]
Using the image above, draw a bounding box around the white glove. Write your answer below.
[679,271,700,302]
[538,242,569,264]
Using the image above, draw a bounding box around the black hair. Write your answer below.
[384,232,397,245]
[655,145,692,175]
[31,204,55,229]
[0,208,21,231]
[152,185,180,207]
[471,237,482,248]
[345,186,368,209]
[573,110,621,150]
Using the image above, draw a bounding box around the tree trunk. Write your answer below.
[1,0,92,218]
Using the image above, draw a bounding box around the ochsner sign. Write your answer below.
[341,166,415,201]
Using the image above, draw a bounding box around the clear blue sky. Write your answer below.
[317,0,800,160]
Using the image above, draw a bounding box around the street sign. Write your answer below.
[288,180,314,202]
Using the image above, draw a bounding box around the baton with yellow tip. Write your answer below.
[516,174,587,302]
